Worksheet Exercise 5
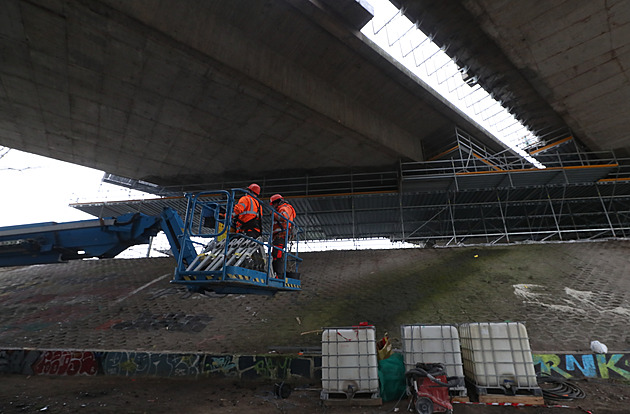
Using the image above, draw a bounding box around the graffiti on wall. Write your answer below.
[0,350,99,376]
[101,352,203,377]
[0,348,317,380]
[533,353,630,379]
[239,356,293,380]
[201,355,238,377]
[7,348,630,382]
[0,350,41,375]
[237,355,318,380]
[33,351,98,375]
[32,350,98,376]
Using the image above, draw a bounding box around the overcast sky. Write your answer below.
[0,147,148,228]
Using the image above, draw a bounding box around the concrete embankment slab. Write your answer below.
[1,241,629,357]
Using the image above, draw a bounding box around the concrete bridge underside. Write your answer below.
[2,0,630,243]
[1,0,504,186]
[6,0,630,187]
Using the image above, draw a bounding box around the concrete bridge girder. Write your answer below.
[2,0,479,187]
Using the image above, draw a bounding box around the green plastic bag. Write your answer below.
[378,352,407,402]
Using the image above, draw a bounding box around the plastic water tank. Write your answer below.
[321,326,379,396]
[458,322,538,390]
[401,324,466,396]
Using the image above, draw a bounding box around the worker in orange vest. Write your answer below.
[270,194,296,276]
[232,183,262,238]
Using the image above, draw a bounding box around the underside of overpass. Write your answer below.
[3,0,630,246]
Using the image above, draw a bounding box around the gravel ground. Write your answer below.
[2,374,630,413]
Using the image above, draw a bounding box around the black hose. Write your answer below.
[405,363,461,388]
[537,374,586,401]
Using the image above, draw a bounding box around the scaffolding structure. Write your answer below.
[80,130,630,247]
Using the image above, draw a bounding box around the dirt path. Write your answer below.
[2,374,629,413]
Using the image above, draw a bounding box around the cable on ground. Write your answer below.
[537,374,586,401]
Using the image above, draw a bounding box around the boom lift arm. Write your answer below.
[0,189,302,296]
[0,213,163,267]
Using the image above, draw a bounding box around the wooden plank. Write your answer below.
[479,394,545,405]
[322,397,383,406]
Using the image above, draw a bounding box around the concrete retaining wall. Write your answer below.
[0,349,322,381]
[533,353,630,380]
[2,349,629,381]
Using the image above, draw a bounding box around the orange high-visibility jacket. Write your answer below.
[233,194,261,230]
[272,202,296,240]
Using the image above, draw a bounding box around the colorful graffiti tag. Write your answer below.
[7,348,628,381]
[0,348,317,380]
[33,350,98,376]
[239,356,293,380]
[533,353,630,379]
[102,352,204,377]
[202,355,238,377]
[0,350,99,376]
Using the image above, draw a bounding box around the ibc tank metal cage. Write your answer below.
[320,326,380,401]
[400,324,467,397]
[457,322,542,396]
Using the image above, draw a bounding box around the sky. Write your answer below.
[1,148,104,227]
[0,147,173,258]
[0,147,151,228]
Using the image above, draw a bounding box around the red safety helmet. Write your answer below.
[270,194,283,204]
[248,183,260,196]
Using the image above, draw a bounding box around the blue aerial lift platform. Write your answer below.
[168,189,302,296]
[0,189,301,296]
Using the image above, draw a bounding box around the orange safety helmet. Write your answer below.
[248,183,260,196]
[270,194,283,204]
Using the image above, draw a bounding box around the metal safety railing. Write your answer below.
[170,189,302,294]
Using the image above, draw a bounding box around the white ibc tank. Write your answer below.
[321,326,379,395]
[401,324,466,396]
[458,322,538,389]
